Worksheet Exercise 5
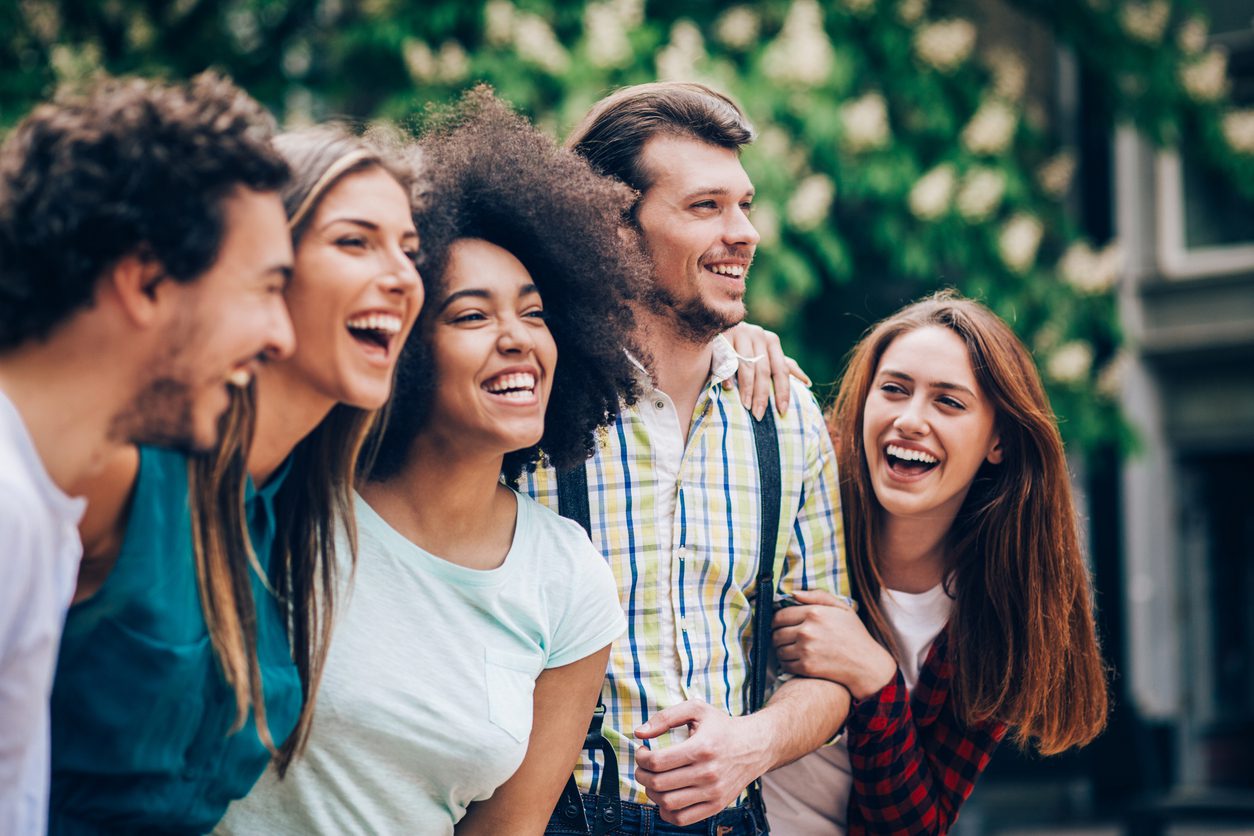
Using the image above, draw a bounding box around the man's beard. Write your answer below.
[643,283,744,345]
[109,376,202,454]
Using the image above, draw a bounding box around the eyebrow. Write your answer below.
[880,369,977,398]
[437,282,540,314]
[681,186,755,202]
[320,217,419,239]
[264,263,294,290]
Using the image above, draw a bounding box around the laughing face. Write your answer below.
[633,134,759,344]
[423,238,556,458]
[282,165,422,410]
[862,325,1003,526]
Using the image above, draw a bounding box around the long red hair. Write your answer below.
[829,291,1108,754]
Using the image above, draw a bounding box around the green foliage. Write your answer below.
[4,0,1251,455]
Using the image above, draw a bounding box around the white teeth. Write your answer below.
[483,372,537,394]
[346,313,403,334]
[707,264,746,278]
[886,443,938,464]
[226,368,252,388]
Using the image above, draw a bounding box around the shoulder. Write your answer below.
[516,491,602,565]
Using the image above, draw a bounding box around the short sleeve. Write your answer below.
[543,523,625,670]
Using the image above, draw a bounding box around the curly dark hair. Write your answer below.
[368,86,649,482]
[0,72,287,350]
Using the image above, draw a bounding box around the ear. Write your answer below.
[105,250,168,329]
[986,434,1004,465]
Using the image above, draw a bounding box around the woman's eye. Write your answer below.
[452,311,486,324]
[938,396,966,410]
[336,236,366,249]
[880,382,907,396]
[524,308,547,321]
[403,249,420,265]
[740,201,754,213]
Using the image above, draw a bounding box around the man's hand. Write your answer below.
[722,322,811,419]
[772,588,897,701]
[633,700,768,826]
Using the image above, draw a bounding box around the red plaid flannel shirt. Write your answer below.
[845,628,1009,835]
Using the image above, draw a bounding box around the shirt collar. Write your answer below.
[627,334,742,394]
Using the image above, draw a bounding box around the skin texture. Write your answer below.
[773,326,1005,701]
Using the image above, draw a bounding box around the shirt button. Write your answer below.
[654,399,666,410]
[677,546,687,559]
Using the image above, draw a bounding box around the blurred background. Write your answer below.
[3,0,1252,832]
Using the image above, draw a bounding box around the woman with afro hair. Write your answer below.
[218,88,649,835]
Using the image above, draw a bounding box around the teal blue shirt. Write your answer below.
[49,446,302,834]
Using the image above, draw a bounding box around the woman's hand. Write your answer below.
[723,322,811,419]
[771,589,898,702]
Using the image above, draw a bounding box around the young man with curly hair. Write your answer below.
[521,82,852,835]
[0,73,294,833]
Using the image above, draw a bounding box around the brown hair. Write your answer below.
[565,81,754,213]
[188,124,423,775]
[829,291,1108,754]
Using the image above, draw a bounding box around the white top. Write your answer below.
[0,389,86,836]
[761,583,953,835]
[219,490,625,836]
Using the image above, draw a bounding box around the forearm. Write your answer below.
[751,675,850,773]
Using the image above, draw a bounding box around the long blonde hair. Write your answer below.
[829,292,1108,754]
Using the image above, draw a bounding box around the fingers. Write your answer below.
[634,699,708,741]
[771,606,808,628]
[790,588,842,607]
[765,331,791,417]
[786,357,812,388]
[634,734,701,773]
[735,357,759,413]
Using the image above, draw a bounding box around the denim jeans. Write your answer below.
[544,792,767,836]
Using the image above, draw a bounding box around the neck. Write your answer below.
[0,338,139,491]
[249,363,338,486]
[634,306,716,421]
[357,431,516,570]
[877,510,955,593]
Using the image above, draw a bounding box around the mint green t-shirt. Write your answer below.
[218,489,625,835]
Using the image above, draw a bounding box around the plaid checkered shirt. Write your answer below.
[847,628,1009,835]
[519,337,849,806]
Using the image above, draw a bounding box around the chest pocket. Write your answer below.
[483,648,541,743]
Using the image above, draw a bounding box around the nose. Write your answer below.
[379,246,421,294]
[724,204,760,248]
[892,395,929,437]
[263,295,297,361]
[496,313,535,355]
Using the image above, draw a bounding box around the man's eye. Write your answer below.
[740,201,754,213]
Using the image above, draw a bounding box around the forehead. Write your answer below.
[444,238,534,294]
[879,326,979,386]
[638,134,753,195]
[215,186,291,264]
[309,165,412,225]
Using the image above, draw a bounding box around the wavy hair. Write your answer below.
[189,123,425,776]
[829,291,1108,754]
[368,86,648,483]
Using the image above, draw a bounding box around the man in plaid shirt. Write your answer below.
[523,82,852,836]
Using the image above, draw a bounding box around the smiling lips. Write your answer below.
[346,312,403,356]
[483,371,538,404]
[884,442,940,478]
[705,263,746,279]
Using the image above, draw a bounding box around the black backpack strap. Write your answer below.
[555,464,621,834]
[746,408,782,830]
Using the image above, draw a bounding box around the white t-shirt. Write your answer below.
[0,389,86,836]
[219,489,625,835]
[761,583,953,836]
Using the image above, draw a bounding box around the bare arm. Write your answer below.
[70,445,140,604]
[633,676,849,826]
[455,646,611,836]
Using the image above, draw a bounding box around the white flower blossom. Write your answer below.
[763,0,835,86]
[914,19,976,74]
[908,164,956,221]
[438,41,470,82]
[484,0,515,46]
[284,86,315,128]
[656,20,705,81]
[1180,48,1229,102]
[514,12,569,75]
[752,202,782,246]
[612,0,644,29]
[956,168,1006,222]
[1046,341,1094,385]
[1221,109,1254,154]
[839,92,891,152]
[20,0,62,43]
[962,100,1017,156]
[1059,240,1124,293]
[1037,151,1076,198]
[585,2,633,68]
[1096,350,1130,398]
[714,6,760,50]
[787,174,836,231]
[897,0,927,24]
[283,41,312,78]
[984,47,1028,101]
[1119,1,1170,44]
[998,213,1043,273]
[841,0,877,17]
[1177,17,1209,54]
[403,39,437,82]
[50,42,102,83]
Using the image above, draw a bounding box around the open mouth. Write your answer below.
[885,443,940,477]
[704,263,747,281]
[482,371,538,403]
[346,313,402,357]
